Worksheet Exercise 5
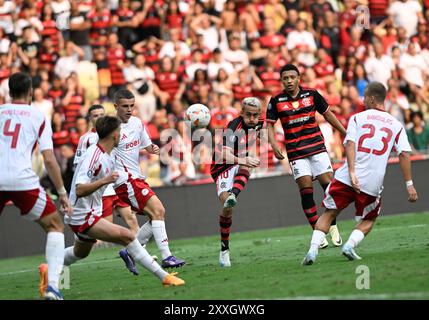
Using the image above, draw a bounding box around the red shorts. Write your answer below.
[68,211,103,244]
[69,224,98,243]
[101,195,129,218]
[114,178,155,214]
[0,187,57,221]
[322,179,382,221]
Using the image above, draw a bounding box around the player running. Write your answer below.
[266,64,347,248]
[302,82,418,265]
[211,97,263,267]
[0,72,72,300]
[74,104,139,237]
[110,89,186,274]
[39,116,185,289]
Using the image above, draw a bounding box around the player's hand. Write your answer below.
[272,145,285,160]
[244,156,260,168]
[105,171,119,184]
[349,172,361,193]
[59,195,73,216]
[407,185,418,202]
[150,144,160,155]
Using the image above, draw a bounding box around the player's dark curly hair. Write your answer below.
[8,72,32,99]
[280,64,300,76]
[95,116,121,139]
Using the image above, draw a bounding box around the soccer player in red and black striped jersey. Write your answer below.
[210,97,263,267]
[267,64,347,248]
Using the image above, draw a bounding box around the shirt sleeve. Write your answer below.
[344,115,358,145]
[75,149,96,185]
[314,90,329,114]
[38,116,54,151]
[266,97,278,123]
[140,122,152,149]
[394,127,412,154]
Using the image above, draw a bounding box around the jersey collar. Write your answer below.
[96,143,106,153]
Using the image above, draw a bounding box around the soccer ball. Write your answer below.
[185,103,211,128]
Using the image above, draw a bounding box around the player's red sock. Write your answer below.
[231,169,250,197]
[299,187,319,229]
[219,215,232,251]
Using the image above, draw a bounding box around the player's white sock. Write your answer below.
[137,221,153,246]
[126,239,168,280]
[345,229,365,248]
[64,246,82,266]
[46,232,65,290]
[309,230,326,254]
[152,220,172,260]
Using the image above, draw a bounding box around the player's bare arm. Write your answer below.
[76,171,119,197]
[323,109,347,136]
[398,151,418,202]
[145,143,160,155]
[267,122,285,160]
[222,146,260,168]
[41,149,72,215]
[345,140,360,194]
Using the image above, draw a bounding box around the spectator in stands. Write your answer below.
[407,111,429,153]
[33,87,54,121]
[364,41,395,88]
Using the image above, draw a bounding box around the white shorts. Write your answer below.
[289,152,333,180]
[215,165,239,196]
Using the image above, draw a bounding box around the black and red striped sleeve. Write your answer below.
[266,97,278,124]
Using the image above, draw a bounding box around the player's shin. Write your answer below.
[219,214,232,251]
[300,187,319,228]
[152,220,172,259]
[231,169,250,197]
[344,229,365,249]
[46,232,65,290]
[64,246,82,266]
[126,239,168,280]
[309,230,326,255]
[137,221,153,246]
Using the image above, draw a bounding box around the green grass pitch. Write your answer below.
[0,212,428,300]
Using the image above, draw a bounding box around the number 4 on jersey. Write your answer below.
[3,119,21,149]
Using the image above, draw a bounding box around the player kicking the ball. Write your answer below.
[39,116,185,291]
[109,90,185,275]
[210,97,263,267]
[302,82,418,265]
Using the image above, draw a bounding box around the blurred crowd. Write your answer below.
[1,0,429,188]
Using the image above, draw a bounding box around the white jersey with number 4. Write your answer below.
[66,144,115,225]
[114,116,152,185]
[335,109,411,197]
[0,103,53,191]
[73,128,98,166]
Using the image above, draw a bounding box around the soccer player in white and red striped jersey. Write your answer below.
[111,89,186,274]
[73,104,139,240]
[39,116,184,287]
[302,82,419,265]
[0,72,72,300]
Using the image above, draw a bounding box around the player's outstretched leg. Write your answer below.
[37,213,65,300]
[144,196,185,269]
[88,219,185,287]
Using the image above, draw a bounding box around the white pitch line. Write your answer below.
[270,291,429,300]
[0,258,119,277]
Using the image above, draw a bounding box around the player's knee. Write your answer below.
[41,213,64,233]
[120,229,135,245]
[152,205,165,220]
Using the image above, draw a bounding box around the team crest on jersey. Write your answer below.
[302,98,312,107]
[87,170,94,178]
[292,101,300,109]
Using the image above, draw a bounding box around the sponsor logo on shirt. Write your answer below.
[125,139,140,149]
[288,116,310,125]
